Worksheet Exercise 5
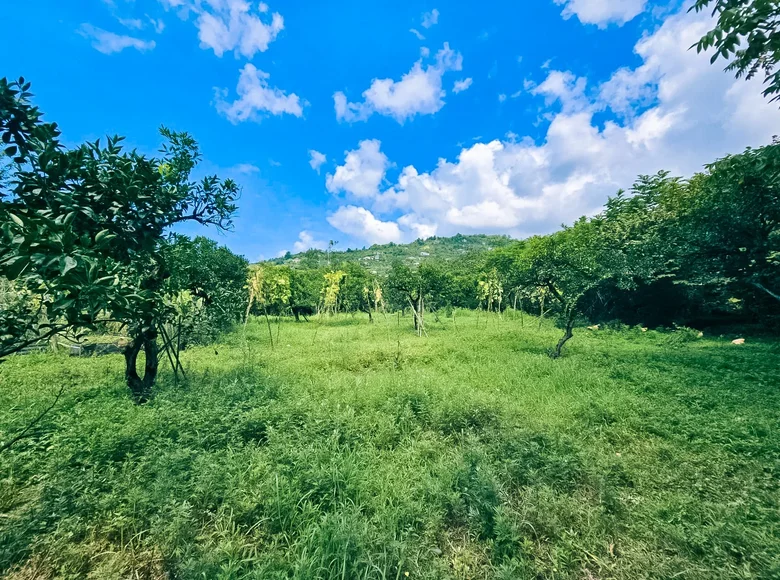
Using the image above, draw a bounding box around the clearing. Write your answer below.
[1,312,778,579]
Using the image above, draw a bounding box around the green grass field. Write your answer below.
[1,312,778,579]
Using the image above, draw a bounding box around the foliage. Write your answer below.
[0,78,239,399]
[677,141,780,310]
[163,236,248,344]
[477,269,503,312]
[321,270,346,314]
[339,262,375,319]
[246,264,291,317]
[692,0,780,102]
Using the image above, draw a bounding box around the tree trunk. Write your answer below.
[418,294,424,333]
[124,328,159,402]
[367,308,373,323]
[551,309,576,359]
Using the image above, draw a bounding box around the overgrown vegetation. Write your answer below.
[1,313,778,578]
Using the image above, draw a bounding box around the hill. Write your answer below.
[268,233,514,274]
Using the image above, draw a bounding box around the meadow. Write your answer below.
[1,312,778,579]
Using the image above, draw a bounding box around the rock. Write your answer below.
[731,338,745,345]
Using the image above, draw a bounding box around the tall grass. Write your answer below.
[1,311,778,578]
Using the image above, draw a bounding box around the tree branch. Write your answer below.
[751,281,780,302]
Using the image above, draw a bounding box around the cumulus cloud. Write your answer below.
[554,0,647,27]
[78,24,156,54]
[531,70,589,112]
[453,77,473,93]
[421,8,440,28]
[161,0,283,58]
[410,28,425,40]
[308,150,327,173]
[322,6,780,245]
[215,63,303,123]
[200,0,282,58]
[293,230,327,252]
[326,140,390,199]
[333,43,463,123]
[327,206,402,245]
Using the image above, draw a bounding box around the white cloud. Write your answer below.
[118,18,144,30]
[308,150,327,173]
[453,77,473,93]
[421,8,440,28]
[334,43,463,123]
[164,0,283,58]
[410,28,425,40]
[531,70,589,112]
[327,206,402,245]
[78,24,156,54]
[326,140,390,199]
[233,163,260,173]
[321,6,780,245]
[149,17,166,33]
[293,230,327,252]
[554,0,647,27]
[215,63,304,123]
[498,93,507,102]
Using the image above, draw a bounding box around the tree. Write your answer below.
[517,219,633,357]
[288,267,321,321]
[387,261,453,332]
[163,235,248,343]
[339,262,375,321]
[0,78,239,400]
[691,0,780,102]
[321,270,346,315]
[677,141,780,310]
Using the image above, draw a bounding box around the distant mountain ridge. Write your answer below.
[267,234,514,274]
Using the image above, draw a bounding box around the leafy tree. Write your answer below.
[339,262,375,321]
[321,270,346,315]
[0,78,239,400]
[288,267,322,321]
[692,0,780,102]
[387,261,453,331]
[477,269,503,313]
[517,219,634,357]
[163,235,248,343]
[678,141,780,310]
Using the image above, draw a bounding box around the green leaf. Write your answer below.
[62,256,77,275]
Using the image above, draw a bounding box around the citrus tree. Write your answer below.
[0,77,239,400]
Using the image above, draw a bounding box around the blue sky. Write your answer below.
[5,0,780,260]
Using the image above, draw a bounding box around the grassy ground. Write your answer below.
[1,311,778,579]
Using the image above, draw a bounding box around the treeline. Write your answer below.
[256,139,779,354]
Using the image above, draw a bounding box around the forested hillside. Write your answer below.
[270,234,513,274]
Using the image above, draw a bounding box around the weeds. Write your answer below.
[0,312,778,578]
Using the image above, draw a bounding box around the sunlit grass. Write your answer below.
[1,311,778,578]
